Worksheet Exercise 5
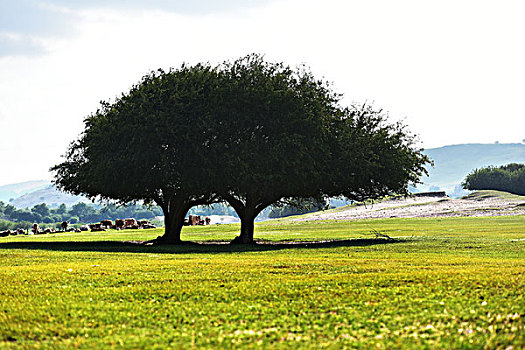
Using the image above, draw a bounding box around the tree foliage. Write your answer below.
[463,163,525,195]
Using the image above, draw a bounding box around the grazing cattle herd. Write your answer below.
[0,214,212,237]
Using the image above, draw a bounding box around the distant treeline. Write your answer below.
[463,163,525,196]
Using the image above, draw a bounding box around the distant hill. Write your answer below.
[0,180,49,203]
[418,143,525,197]
[9,185,91,209]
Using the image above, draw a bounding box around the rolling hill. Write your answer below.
[0,180,49,203]
[8,185,91,209]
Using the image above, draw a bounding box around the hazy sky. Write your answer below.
[1,0,524,186]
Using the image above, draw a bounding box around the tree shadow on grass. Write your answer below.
[0,238,404,254]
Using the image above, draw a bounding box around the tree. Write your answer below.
[32,203,50,217]
[53,54,430,245]
[55,204,67,215]
[207,55,429,243]
[52,64,220,243]
[10,210,38,223]
[69,203,96,222]
[204,55,339,243]
[463,163,525,195]
[3,203,16,217]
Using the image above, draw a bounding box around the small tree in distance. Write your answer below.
[463,163,525,195]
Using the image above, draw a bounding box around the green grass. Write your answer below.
[1,216,524,349]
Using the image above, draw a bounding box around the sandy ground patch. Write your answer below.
[295,194,525,221]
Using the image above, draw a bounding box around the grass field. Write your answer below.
[1,216,524,349]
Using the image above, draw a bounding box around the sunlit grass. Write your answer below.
[1,216,524,348]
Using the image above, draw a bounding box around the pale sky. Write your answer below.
[1,0,524,186]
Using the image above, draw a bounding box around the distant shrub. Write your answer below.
[42,216,54,224]
[463,163,525,195]
[68,216,79,224]
[0,219,31,231]
[268,198,326,218]
[0,219,16,231]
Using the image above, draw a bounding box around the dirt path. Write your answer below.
[295,192,525,222]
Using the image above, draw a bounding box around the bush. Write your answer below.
[0,219,31,231]
[68,216,79,224]
[42,216,54,224]
[463,163,525,195]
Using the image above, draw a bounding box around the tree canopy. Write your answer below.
[463,163,525,195]
[53,54,430,244]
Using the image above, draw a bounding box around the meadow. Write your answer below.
[1,216,524,349]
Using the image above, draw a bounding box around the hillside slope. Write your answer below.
[10,185,90,209]
[0,180,49,203]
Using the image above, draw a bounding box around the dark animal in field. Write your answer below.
[0,230,11,237]
[205,216,211,225]
[138,220,156,229]
[89,223,106,232]
[115,219,125,230]
[187,215,204,226]
[124,218,138,228]
[185,215,207,226]
[79,225,90,231]
[32,223,40,234]
[42,227,55,234]
[61,221,69,231]
[100,220,113,229]
[16,228,25,235]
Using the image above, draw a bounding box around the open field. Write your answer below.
[1,215,525,349]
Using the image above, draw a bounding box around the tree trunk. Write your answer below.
[222,194,273,245]
[156,200,190,244]
[230,205,259,244]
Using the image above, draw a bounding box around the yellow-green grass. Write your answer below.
[1,216,524,349]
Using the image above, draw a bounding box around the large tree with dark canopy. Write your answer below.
[207,55,429,243]
[53,54,429,245]
[52,64,219,243]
